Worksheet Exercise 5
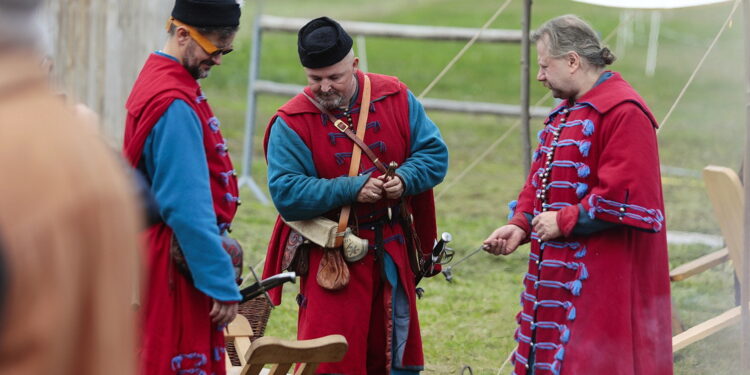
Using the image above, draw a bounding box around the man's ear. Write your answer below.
[175,26,191,47]
[352,57,359,70]
[567,51,580,73]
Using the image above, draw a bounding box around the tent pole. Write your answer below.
[520,0,532,174]
[742,0,750,371]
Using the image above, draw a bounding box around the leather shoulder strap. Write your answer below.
[301,75,375,246]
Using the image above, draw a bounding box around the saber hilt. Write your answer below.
[416,232,453,298]
[240,271,296,303]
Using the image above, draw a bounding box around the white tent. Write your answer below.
[573,0,732,76]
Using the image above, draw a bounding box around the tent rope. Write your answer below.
[417,0,514,100]
[658,0,741,132]
[435,14,631,202]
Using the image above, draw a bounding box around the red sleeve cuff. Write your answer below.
[556,204,579,237]
[508,214,531,235]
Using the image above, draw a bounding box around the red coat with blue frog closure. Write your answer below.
[507,72,672,375]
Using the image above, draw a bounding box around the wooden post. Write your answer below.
[520,0,533,173]
[742,0,750,370]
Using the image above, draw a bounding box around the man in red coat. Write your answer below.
[123,1,243,374]
[263,17,448,375]
[484,15,673,375]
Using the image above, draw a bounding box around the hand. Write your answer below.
[378,174,404,199]
[483,224,526,256]
[531,211,562,241]
[210,299,238,326]
[357,178,385,203]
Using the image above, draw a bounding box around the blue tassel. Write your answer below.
[533,150,540,162]
[537,129,545,143]
[507,200,518,220]
[569,280,582,296]
[587,207,596,219]
[583,120,594,136]
[171,356,182,371]
[577,164,590,178]
[576,183,588,198]
[575,248,587,258]
[579,141,591,157]
[568,306,577,321]
[555,347,566,361]
[578,265,589,280]
[561,327,570,343]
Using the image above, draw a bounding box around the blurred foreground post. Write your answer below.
[742,0,750,371]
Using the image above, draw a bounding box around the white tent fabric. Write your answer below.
[573,0,730,10]
[572,0,732,75]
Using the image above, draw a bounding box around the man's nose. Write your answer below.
[321,80,332,92]
[210,53,222,66]
[536,70,544,81]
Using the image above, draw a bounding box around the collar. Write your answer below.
[546,71,658,129]
[155,50,179,63]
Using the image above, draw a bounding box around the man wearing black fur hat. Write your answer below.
[122,1,243,374]
[263,16,449,374]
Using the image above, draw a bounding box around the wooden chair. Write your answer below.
[671,165,744,352]
[225,315,348,375]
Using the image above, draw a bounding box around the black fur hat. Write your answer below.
[171,0,241,28]
[297,17,353,68]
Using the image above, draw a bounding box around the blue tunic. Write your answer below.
[141,54,240,302]
[266,90,448,221]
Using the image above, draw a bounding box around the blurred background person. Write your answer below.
[0,1,141,375]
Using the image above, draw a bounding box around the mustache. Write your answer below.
[318,90,341,97]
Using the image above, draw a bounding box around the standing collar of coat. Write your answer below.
[547,71,659,129]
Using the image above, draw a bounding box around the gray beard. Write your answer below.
[316,93,344,111]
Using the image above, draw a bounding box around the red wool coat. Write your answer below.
[507,72,672,375]
[123,53,240,375]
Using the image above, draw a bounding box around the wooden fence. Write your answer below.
[43,0,172,145]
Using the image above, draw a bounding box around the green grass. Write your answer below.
[203,0,746,373]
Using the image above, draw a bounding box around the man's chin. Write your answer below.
[316,96,342,110]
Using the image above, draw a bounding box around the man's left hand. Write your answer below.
[531,211,562,241]
[378,174,404,199]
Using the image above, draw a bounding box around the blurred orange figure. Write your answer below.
[0,1,141,374]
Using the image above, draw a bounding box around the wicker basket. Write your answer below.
[225,294,273,366]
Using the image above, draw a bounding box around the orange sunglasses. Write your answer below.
[166,17,233,57]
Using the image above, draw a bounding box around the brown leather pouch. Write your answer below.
[316,248,350,291]
[282,230,309,276]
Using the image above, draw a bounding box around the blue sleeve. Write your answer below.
[142,100,241,302]
[397,90,449,196]
[571,203,618,236]
[267,116,370,221]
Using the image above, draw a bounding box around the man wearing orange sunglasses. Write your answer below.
[122,1,243,374]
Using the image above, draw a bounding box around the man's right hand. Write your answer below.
[357,178,384,203]
[483,224,526,256]
[210,299,238,326]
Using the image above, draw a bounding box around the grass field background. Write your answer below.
[201,0,745,373]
